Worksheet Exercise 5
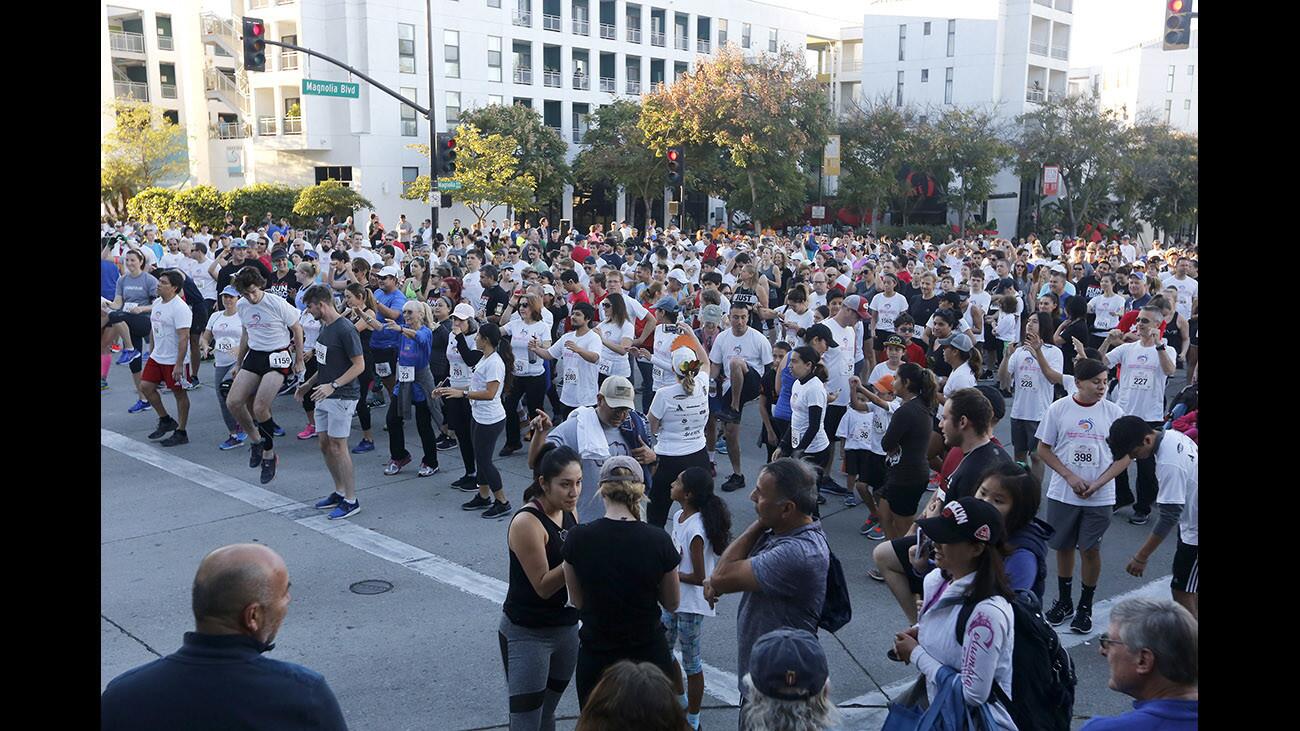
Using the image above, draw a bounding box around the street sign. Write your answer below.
[1042,165,1060,196]
[811,206,826,219]
[823,135,841,177]
[437,178,462,192]
[302,79,360,98]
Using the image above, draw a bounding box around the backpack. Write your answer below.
[956,589,1076,731]
[818,550,852,633]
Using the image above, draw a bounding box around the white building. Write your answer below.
[104,0,857,233]
[834,0,1077,238]
[1069,30,1198,134]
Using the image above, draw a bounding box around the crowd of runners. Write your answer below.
[101,213,1198,730]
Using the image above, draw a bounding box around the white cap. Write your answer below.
[452,303,475,320]
[379,265,402,278]
[672,346,701,377]
[542,284,556,296]
[668,269,689,285]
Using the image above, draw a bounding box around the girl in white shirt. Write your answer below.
[597,294,635,381]
[781,346,832,483]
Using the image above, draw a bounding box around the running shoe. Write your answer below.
[1045,597,1074,626]
[328,499,361,520]
[860,516,877,535]
[100,379,109,392]
[482,500,513,520]
[160,430,188,447]
[715,404,741,423]
[1112,495,1135,513]
[498,443,523,457]
[843,494,860,508]
[351,439,375,454]
[315,492,345,510]
[272,425,286,437]
[452,474,480,492]
[715,439,728,456]
[721,474,745,492]
[418,462,439,477]
[183,379,202,391]
[817,494,827,505]
[818,476,851,495]
[1128,512,1150,526]
[218,435,243,450]
[116,349,141,365]
[277,374,298,397]
[867,524,886,541]
[435,435,458,451]
[260,455,278,484]
[297,424,318,440]
[461,494,492,511]
[868,568,885,582]
[127,399,152,414]
[384,456,412,476]
[249,441,264,468]
[1069,605,1093,634]
[367,394,386,408]
[148,417,178,440]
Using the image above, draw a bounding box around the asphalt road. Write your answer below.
[101,361,1187,730]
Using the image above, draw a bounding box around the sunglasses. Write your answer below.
[1136,317,1154,324]
[1097,633,1130,651]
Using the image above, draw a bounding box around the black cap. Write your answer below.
[749,629,829,699]
[803,323,838,349]
[975,384,1006,422]
[916,497,1005,545]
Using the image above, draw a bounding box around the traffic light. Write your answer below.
[434,132,458,177]
[665,146,684,186]
[1163,0,1193,51]
[242,17,266,72]
[440,193,453,208]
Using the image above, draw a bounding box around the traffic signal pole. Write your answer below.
[425,0,438,238]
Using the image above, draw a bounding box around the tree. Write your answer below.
[836,98,921,229]
[294,179,374,222]
[101,102,187,219]
[127,187,178,224]
[459,104,570,214]
[931,107,1015,236]
[1015,94,1128,235]
[171,185,227,229]
[1137,128,1197,239]
[223,183,302,226]
[572,100,663,228]
[639,46,830,233]
[402,123,537,227]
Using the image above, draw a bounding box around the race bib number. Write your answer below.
[451,363,466,381]
[1018,376,1035,390]
[1070,443,1100,469]
[315,343,328,365]
[269,350,293,369]
[599,359,612,376]
[1126,368,1153,391]
[514,359,526,375]
[216,337,236,354]
[397,365,415,383]
[564,368,577,385]
[652,366,666,383]
[375,361,393,378]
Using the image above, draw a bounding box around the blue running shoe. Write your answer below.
[351,439,375,454]
[715,438,728,456]
[272,425,286,437]
[218,436,243,450]
[315,492,345,510]
[127,399,152,414]
[116,349,141,365]
[328,499,361,520]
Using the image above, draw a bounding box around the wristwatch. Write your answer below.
[330,381,340,389]
[1155,345,1167,352]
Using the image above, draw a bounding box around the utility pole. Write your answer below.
[426,0,439,240]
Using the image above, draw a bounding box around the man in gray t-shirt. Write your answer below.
[703,459,830,698]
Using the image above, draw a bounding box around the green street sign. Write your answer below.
[437,179,462,191]
[301,79,360,98]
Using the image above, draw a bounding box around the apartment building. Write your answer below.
[1069,30,1198,135]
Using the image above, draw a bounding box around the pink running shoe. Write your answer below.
[297,424,318,440]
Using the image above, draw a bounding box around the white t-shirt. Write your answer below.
[995,311,1020,345]
[1119,243,1137,262]
[790,377,830,454]
[1156,430,1199,545]
[1088,294,1126,333]
[299,309,322,354]
[651,323,690,390]
[597,319,635,378]
[967,292,992,342]
[867,399,902,454]
[1107,341,1168,421]
[470,351,507,423]
[708,327,773,395]
[182,256,217,300]
[148,296,193,365]
[237,292,299,352]
[347,247,382,266]
[550,329,602,407]
[1007,345,1064,422]
[944,361,977,398]
[836,407,875,452]
[1035,395,1127,506]
[670,509,716,617]
[158,251,188,270]
[649,373,710,457]
[778,306,814,348]
[462,270,485,309]
[1167,276,1198,320]
[867,360,900,386]
[821,318,859,407]
[870,292,908,334]
[503,319,550,378]
[446,332,480,388]
[205,311,243,368]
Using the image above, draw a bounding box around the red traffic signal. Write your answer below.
[242,17,266,72]
[1163,0,1192,50]
[251,21,264,35]
[667,149,679,162]
[1168,0,1183,11]
[443,137,456,150]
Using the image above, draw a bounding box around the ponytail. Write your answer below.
[898,361,938,409]
[523,445,580,504]
[679,467,733,556]
[967,346,983,377]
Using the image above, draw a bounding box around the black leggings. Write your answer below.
[387,399,439,467]
[473,418,506,494]
[504,374,547,447]
[356,360,375,432]
[444,396,476,477]
[647,449,712,528]
[111,311,151,374]
[301,358,318,415]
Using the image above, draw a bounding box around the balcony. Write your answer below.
[841,60,862,73]
[572,72,590,90]
[109,30,146,54]
[547,125,562,136]
[627,27,641,43]
[626,79,641,94]
[697,39,710,53]
[599,76,616,92]
[1050,47,1068,61]
[283,115,303,135]
[157,35,174,51]
[514,67,533,84]
[280,51,299,70]
[513,10,532,27]
[1029,41,1049,56]
[1025,88,1045,103]
[160,83,177,99]
[277,0,296,4]
[258,116,278,135]
[212,121,251,139]
[543,70,561,87]
[675,36,689,50]
[650,31,665,47]
[600,23,616,40]
[249,0,269,8]
[574,19,590,35]
[543,14,561,32]
[573,128,586,143]
[114,81,149,101]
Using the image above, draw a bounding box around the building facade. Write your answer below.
[1069,30,1198,135]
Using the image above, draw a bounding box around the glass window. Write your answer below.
[921,69,928,82]
[1167,65,1175,92]
[946,19,955,57]
[768,29,777,53]
[402,166,419,194]
[446,91,462,128]
[945,67,953,104]
[399,23,416,73]
[896,70,904,106]
[1183,98,1191,110]
[1163,99,1172,124]
[924,21,931,35]
[718,19,727,45]
[742,23,751,48]
[488,94,504,106]
[898,24,906,61]
[401,87,418,136]
[1187,64,1194,76]
[444,30,460,78]
[489,0,501,7]
[488,36,503,82]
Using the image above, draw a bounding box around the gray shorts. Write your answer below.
[314,398,358,439]
[1046,498,1112,551]
[1010,418,1040,455]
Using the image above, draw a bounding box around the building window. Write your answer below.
[1163,99,1172,124]
[923,21,931,35]
[489,0,501,7]
[898,24,906,61]
[1167,65,1175,92]
[162,110,180,125]
[488,94,504,105]
[401,87,418,136]
[446,91,462,128]
[399,24,416,73]
[402,166,420,194]
[488,36,503,82]
[768,29,777,52]
[742,23,751,48]
[718,19,727,46]
[946,19,955,57]
[1187,64,1194,76]
[921,69,928,82]
[444,30,460,78]
[1183,98,1191,110]
[896,70,904,106]
[945,67,953,104]
[315,166,354,186]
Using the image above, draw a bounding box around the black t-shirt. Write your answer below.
[881,397,935,487]
[1058,318,1088,375]
[216,259,272,294]
[480,284,510,321]
[908,295,941,338]
[945,440,1014,501]
[560,517,679,652]
[986,277,1017,296]
[267,270,297,303]
[1077,276,1103,302]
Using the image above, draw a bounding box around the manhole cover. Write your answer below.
[349,580,394,595]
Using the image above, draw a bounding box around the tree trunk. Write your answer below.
[959,197,968,238]
[747,170,762,235]
[1062,175,1077,236]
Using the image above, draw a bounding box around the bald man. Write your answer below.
[102,544,347,731]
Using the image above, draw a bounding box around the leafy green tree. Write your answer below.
[294,179,374,222]
[573,100,663,227]
[639,46,830,233]
[931,107,1015,236]
[836,98,921,229]
[101,102,187,219]
[459,104,570,213]
[402,123,537,227]
[170,185,227,229]
[127,187,178,224]
[222,183,302,226]
[1137,128,1197,239]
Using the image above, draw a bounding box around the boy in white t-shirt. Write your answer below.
[841,374,899,541]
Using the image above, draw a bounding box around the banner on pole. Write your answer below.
[1042,165,1060,197]
[824,135,841,177]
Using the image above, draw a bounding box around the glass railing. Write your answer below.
[543,14,561,31]
[651,31,665,46]
[543,70,561,87]
[573,19,590,35]
[697,39,710,53]
[599,77,616,92]
[675,36,689,50]
[109,31,146,53]
[258,116,278,135]
[280,51,299,70]
[157,35,174,51]
[514,68,533,84]
[627,27,641,43]
[114,80,149,101]
[161,83,178,99]
[572,73,590,90]
[1029,41,1049,56]
[283,116,303,135]
[626,79,641,94]
[513,10,532,27]
[600,23,616,40]
[212,122,252,139]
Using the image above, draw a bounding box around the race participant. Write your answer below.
[445,303,482,490]
[907,272,941,343]
[1158,288,1191,368]
[869,273,909,361]
[293,262,323,440]
[818,294,872,491]
[937,332,980,405]
[369,265,409,402]
[381,300,440,478]
[709,302,774,493]
[868,334,907,386]
[646,347,712,528]
[877,362,939,541]
[500,293,552,457]
[341,283,384,454]
[998,312,1065,483]
[210,238,271,295]
[774,286,813,348]
[776,346,831,493]
[1106,417,1199,619]
[532,302,602,421]
[106,249,158,413]
[937,387,1014,502]
[200,286,247,449]
[139,270,194,447]
[845,374,900,540]
[1036,358,1130,634]
[227,266,305,484]
[890,314,929,366]
[1086,274,1126,350]
[974,463,1054,604]
[477,264,511,324]
[438,322,515,520]
[757,340,792,459]
[1165,256,1198,323]
[595,294,635,386]
[1100,305,1177,525]
[297,285,367,520]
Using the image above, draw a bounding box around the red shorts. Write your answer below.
[142,357,182,391]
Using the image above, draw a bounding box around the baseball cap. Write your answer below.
[668,269,689,285]
[873,373,896,393]
[748,629,829,699]
[245,233,260,244]
[379,265,402,278]
[451,303,475,320]
[220,285,239,298]
[672,346,702,377]
[542,284,556,296]
[270,248,289,261]
[841,294,871,320]
[700,303,724,325]
[598,454,643,483]
[655,296,681,314]
[599,375,636,410]
[229,238,248,249]
[975,384,1007,422]
[802,322,838,349]
[883,334,906,350]
[915,496,1005,545]
[1049,263,1067,274]
[938,333,974,353]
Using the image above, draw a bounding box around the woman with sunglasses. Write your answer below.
[501,293,552,456]
[646,347,713,529]
[382,300,440,477]
[596,294,635,387]
[403,257,432,302]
